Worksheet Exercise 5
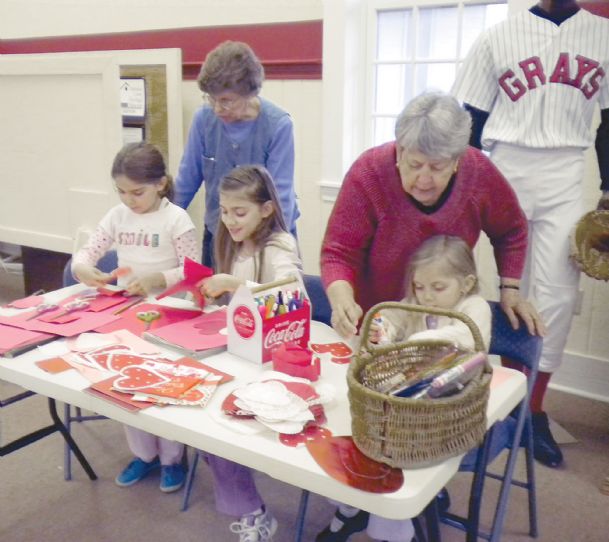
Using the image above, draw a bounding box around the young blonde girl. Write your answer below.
[72,142,199,493]
[371,234,491,351]
[318,235,491,542]
[199,164,302,542]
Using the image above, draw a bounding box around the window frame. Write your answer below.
[364,0,508,147]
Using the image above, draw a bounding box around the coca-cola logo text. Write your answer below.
[233,305,256,339]
[264,319,307,349]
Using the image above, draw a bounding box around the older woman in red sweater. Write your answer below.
[321,91,544,340]
[318,92,545,542]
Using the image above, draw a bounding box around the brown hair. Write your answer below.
[197,41,264,97]
[214,165,287,274]
[404,235,479,301]
[111,142,174,200]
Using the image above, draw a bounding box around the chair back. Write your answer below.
[62,250,118,287]
[488,301,542,373]
[303,274,332,326]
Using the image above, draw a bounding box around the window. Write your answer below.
[369,0,508,146]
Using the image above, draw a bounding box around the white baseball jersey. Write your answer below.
[452,8,609,150]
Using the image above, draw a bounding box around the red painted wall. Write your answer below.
[0,20,323,80]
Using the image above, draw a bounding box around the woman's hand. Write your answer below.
[125,273,165,296]
[199,274,243,299]
[327,280,363,339]
[500,287,546,337]
[72,263,112,288]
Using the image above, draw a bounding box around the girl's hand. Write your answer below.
[327,280,363,339]
[72,263,113,288]
[199,274,243,298]
[368,321,383,344]
[500,288,546,337]
[125,273,165,296]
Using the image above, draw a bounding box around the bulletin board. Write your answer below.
[120,64,169,159]
[0,49,182,255]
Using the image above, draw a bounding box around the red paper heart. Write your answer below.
[306,436,404,493]
[221,392,255,418]
[194,311,227,335]
[114,365,169,391]
[310,342,353,358]
[107,353,159,372]
[280,423,333,447]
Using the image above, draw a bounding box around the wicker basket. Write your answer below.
[347,302,492,469]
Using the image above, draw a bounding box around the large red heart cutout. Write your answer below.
[306,436,404,493]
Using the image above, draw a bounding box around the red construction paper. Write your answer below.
[36,357,72,374]
[146,308,227,352]
[272,343,320,381]
[306,436,404,493]
[86,376,155,411]
[94,303,201,336]
[156,257,213,308]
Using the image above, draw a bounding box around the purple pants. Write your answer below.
[205,453,263,517]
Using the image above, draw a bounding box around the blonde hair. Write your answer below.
[404,235,479,302]
[214,165,288,274]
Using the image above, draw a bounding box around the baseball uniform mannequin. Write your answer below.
[452,0,609,468]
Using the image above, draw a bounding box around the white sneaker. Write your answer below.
[229,509,278,542]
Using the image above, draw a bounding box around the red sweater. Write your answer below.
[320,142,527,315]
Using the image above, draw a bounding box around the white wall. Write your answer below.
[0,0,323,38]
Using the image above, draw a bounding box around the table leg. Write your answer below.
[294,489,310,542]
[48,398,97,480]
[424,497,442,542]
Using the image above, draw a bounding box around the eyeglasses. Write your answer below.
[204,94,244,111]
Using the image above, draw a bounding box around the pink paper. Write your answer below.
[0,323,54,350]
[94,302,201,336]
[0,310,120,337]
[147,308,227,352]
[6,295,45,309]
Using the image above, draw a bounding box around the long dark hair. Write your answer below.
[111,142,174,200]
[214,165,287,274]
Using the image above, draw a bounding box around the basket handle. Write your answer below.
[359,301,486,355]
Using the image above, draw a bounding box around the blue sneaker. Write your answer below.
[159,464,186,493]
[115,457,160,487]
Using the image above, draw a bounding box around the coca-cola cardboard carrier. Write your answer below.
[227,275,311,364]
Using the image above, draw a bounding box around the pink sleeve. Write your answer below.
[71,226,114,269]
[161,229,200,287]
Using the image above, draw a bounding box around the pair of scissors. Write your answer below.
[137,310,161,330]
[25,303,59,321]
[52,299,90,319]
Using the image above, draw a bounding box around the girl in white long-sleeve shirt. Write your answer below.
[71,142,199,495]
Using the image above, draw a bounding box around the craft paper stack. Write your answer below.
[87,353,233,410]
[143,307,228,358]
